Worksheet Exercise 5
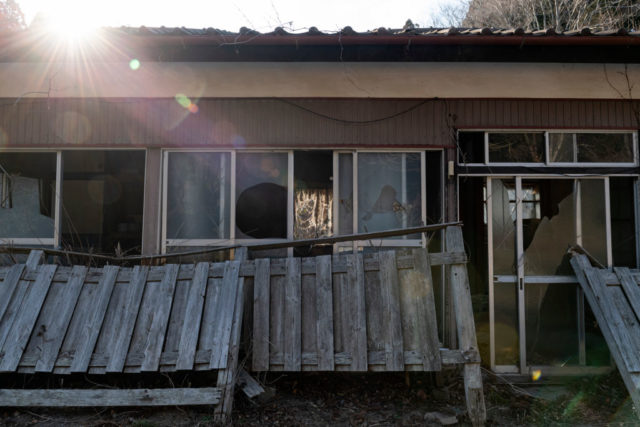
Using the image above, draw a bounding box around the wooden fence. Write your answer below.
[246,226,486,424]
[571,252,640,417]
[0,226,486,425]
[0,250,247,419]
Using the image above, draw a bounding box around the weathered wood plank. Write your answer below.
[70,265,119,373]
[25,250,44,271]
[284,257,302,371]
[378,251,404,371]
[315,255,334,371]
[106,266,149,373]
[0,388,221,407]
[176,262,210,370]
[571,254,640,415]
[0,265,57,372]
[615,267,640,324]
[347,253,368,371]
[412,248,442,371]
[0,264,25,323]
[141,264,179,372]
[252,258,271,371]
[364,253,385,356]
[446,226,486,426]
[214,249,247,422]
[209,261,241,370]
[34,266,87,372]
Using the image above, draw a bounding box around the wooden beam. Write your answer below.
[0,388,221,407]
[446,226,486,426]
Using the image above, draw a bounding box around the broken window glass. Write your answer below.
[610,177,637,268]
[235,152,288,239]
[167,152,231,240]
[293,151,333,256]
[357,153,422,236]
[0,153,56,241]
[488,133,544,163]
[522,180,575,276]
[491,179,517,276]
[61,151,145,255]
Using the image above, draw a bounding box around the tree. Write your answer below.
[0,0,25,31]
[456,0,639,31]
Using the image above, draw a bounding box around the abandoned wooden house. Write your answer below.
[0,25,639,422]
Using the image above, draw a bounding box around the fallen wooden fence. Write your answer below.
[571,251,640,417]
[0,226,486,425]
[0,249,247,420]
[247,225,486,425]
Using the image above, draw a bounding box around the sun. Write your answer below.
[31,5,102,43]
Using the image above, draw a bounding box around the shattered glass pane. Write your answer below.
[0,153,56,240]
[167,152,231,240]
[294,151,332,241]
[523,179,575,276]
[235,152,288,239]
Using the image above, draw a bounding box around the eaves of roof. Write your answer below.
[0,26,638,63]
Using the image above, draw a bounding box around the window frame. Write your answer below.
[458,129,638,168]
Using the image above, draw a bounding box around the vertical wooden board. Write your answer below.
[397,267,420,352]
[284,257,302,371]
[364,254,385,354]
[164,278,191,355]
[33,266,87,372]
[0,265,26,328]
[253,258,271,371]
[141,264,179,372]
[378,251,404,371]
[198,276,223,352]
[209,261,241,370]
[0,265,57,372]
[412,248,442,371]
[301,271,317,362]
[269,272,286,364]
[56,277,101,372]
[106,266,149,373]
[176,262,210,370]
[70,265,119,373]
[315,255,335,371]
[91,279,130,363]
[0,280,30,352]
[347,253,368,371]
[331,268,346,355]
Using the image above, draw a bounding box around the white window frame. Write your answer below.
[0,149,61,248]
[457,129,638,168]
[332,149,429,252]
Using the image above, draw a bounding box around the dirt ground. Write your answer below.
[0,368,637,426]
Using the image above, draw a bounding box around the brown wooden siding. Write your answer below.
[0,98,637,149]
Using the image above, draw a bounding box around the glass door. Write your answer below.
[489,177,611,374]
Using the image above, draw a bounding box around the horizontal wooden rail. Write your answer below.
[0,222,461,264]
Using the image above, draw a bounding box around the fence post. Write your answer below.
[445,226,486,426]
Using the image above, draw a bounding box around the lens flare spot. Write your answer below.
[175,94,198,114]
[531,369,542,381]
[129,59,141,70]
[54,111,92,144]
